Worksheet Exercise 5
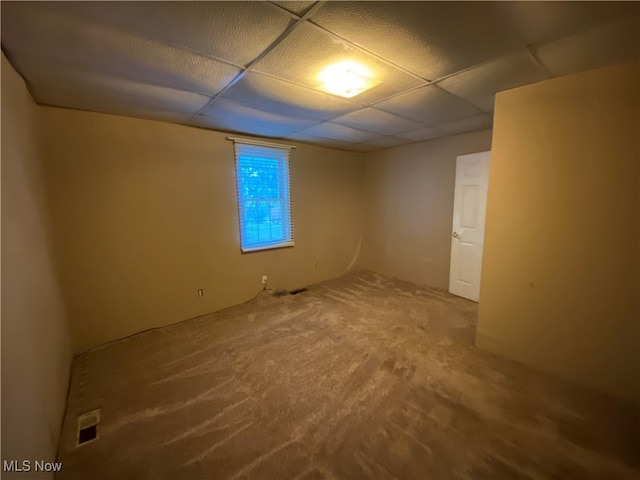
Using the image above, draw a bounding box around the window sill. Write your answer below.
[241,241,295,253]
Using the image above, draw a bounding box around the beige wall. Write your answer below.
[39,107,365,353]
[478,62,640,404]
[362,130,493,290]
[1,55,72,477]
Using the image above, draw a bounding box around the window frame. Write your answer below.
[230,138,295,253]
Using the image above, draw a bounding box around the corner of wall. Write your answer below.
[478,61,640,405]
[1,52,73,473]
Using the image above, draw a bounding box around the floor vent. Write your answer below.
[289,288,308,295]
[76,409,100,447]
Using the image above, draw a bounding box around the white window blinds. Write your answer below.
[233,141,294,252]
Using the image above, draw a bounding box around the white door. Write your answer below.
[449,151,491,302]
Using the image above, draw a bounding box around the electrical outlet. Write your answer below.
[197,289,204,297]
[261,275,268,285]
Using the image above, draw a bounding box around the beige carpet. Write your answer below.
[57,271,639,479]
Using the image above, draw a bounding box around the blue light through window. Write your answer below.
[234,142,294,252]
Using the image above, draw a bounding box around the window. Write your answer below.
[232,140,294,252]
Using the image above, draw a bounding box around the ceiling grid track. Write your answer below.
[306,19,432,85]
[190,1,325,119]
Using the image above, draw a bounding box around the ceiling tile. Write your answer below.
[396,126,448,142]
[220,72,361,121]
[534,18,640,78]
[438,51,548,112]
[375,85,482,125]
[434,114,493,135]
[285,132,353,150]
[14,58,211,114]
[310,2,526,80]
[252,22,424,105]
[296,122,380,143]
[286,131,349,144]
[31,86,192,124]
[360,136,413,148]
[199,97,321,136]
[332,108,424,135]
[189,115,289,138]
[1,3,240,96]
[495,1,638,47]
[8,1,296,67]
[271,1,316,16]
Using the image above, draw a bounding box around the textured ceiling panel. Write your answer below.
[15,58,211,113]
[310,1,526,80]
[438,52,548,112]
[189,114,290,138]
[199,97,321,136]
[1,3,240,96]
[435,114,493,135]
[286,132,352,150]
[271,1,316,16]
[396,126,449,142]
[252,22,424,105]
[359,136,413,148]
[31,86,193,123]
[495,1,637,47]
[375,85,482,125]
[332,108,424,135]
[296,122,380,143]
[17,1,296,67]
[220,72,361,121]
[534,18,640,78]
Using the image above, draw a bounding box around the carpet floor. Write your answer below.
[56,271,639,479]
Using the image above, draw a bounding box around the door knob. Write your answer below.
[452,231,460,238]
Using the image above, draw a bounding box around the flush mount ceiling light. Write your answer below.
[318,61,380,98]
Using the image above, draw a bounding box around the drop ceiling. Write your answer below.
[2,1,638,152]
